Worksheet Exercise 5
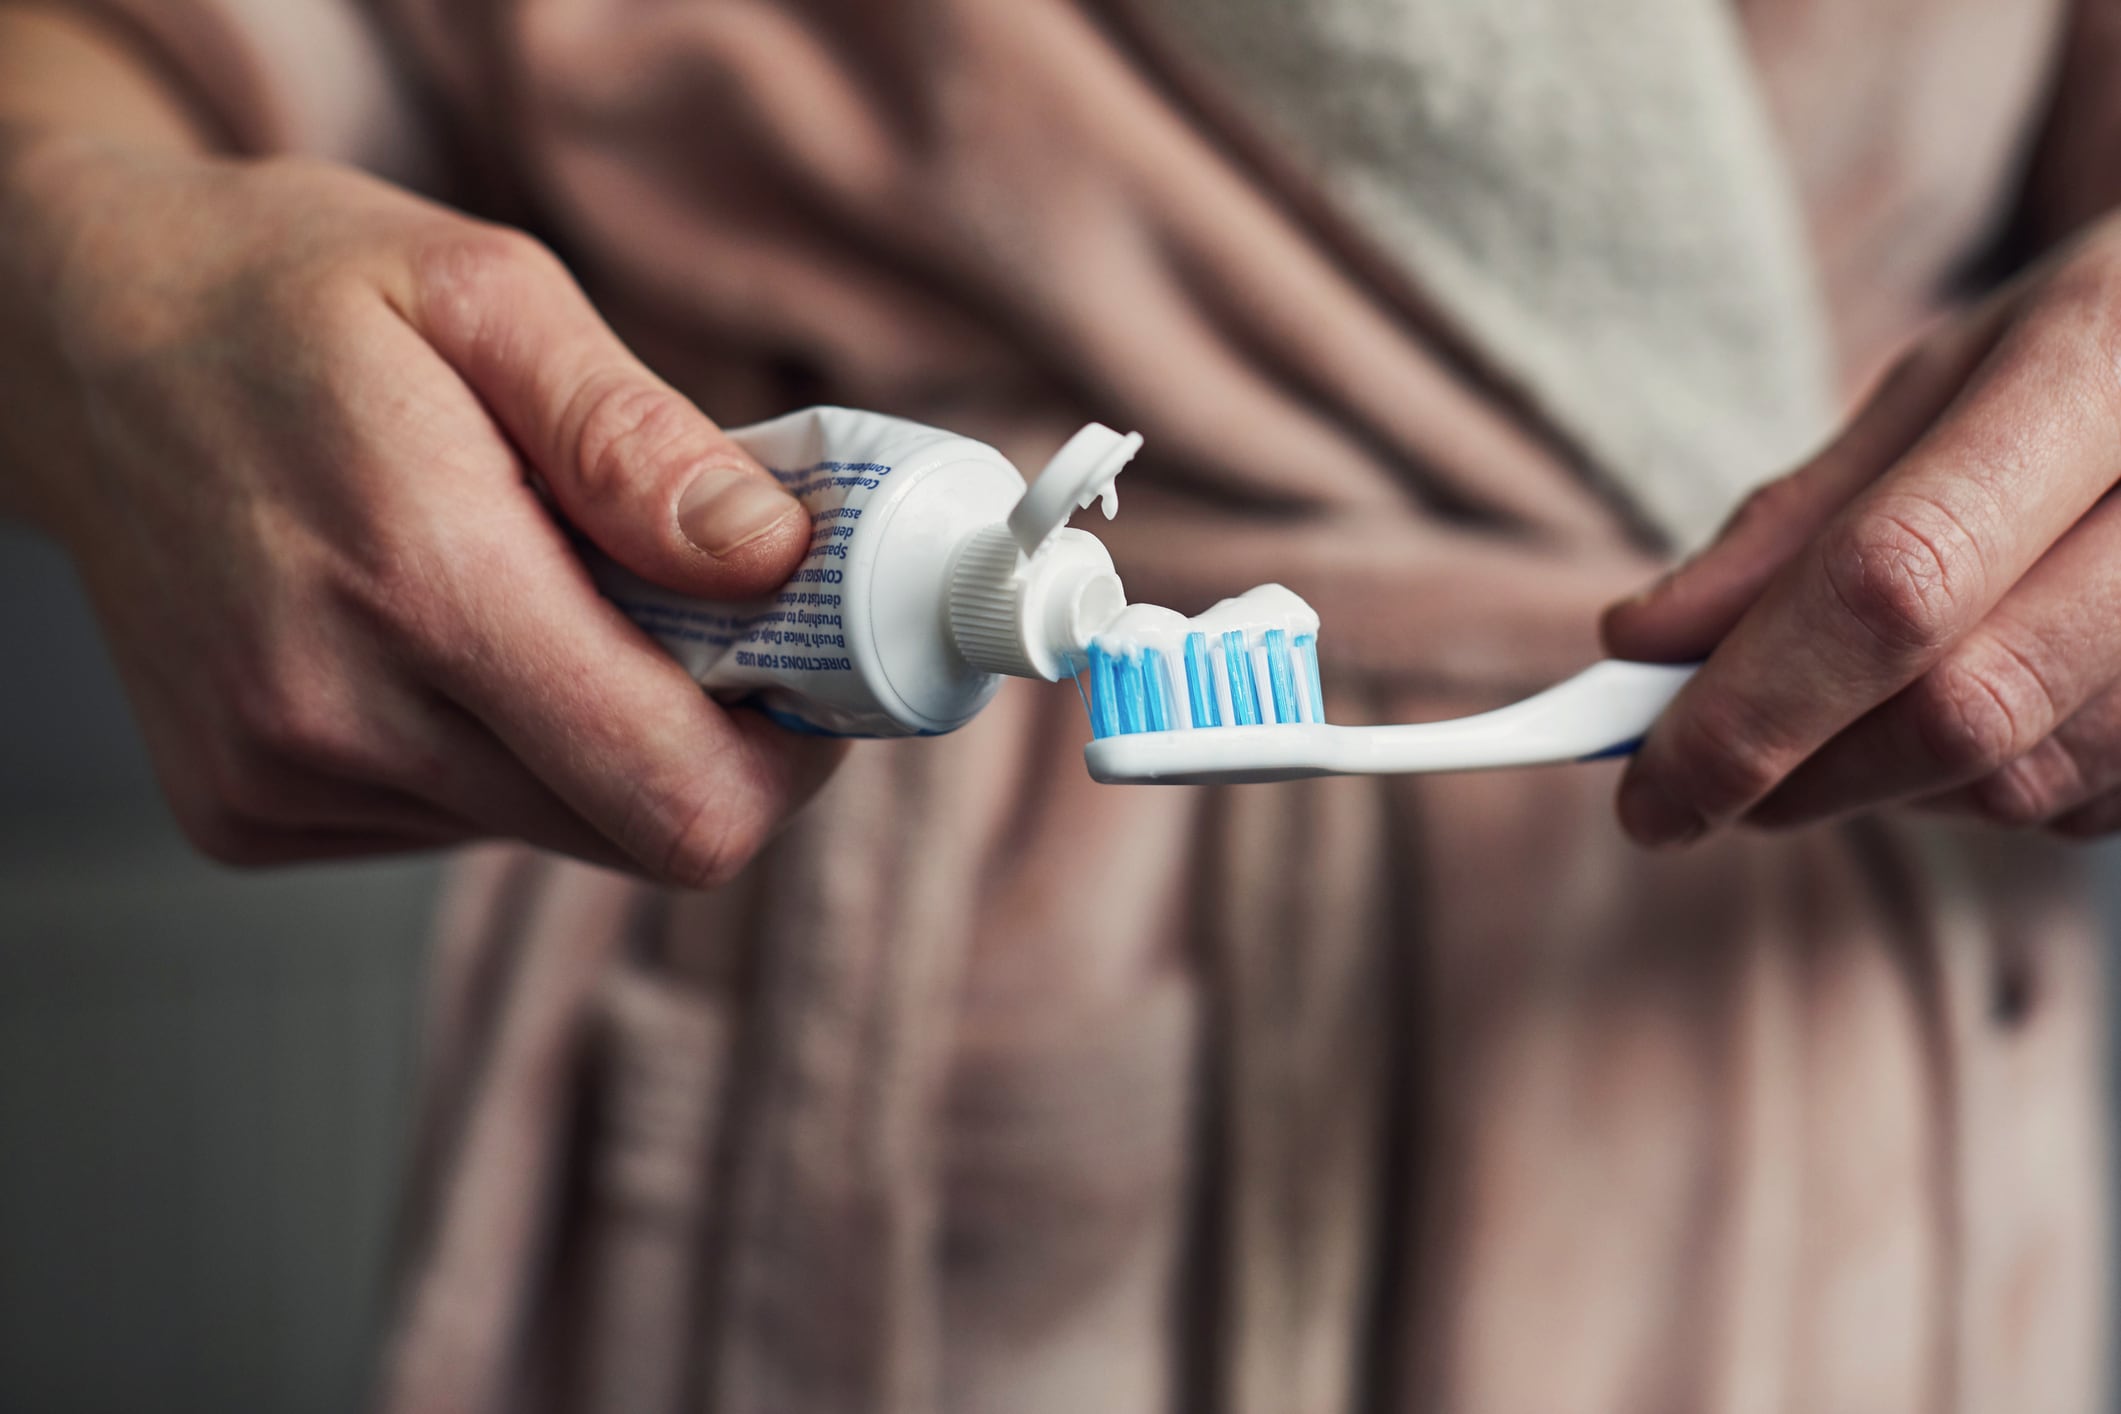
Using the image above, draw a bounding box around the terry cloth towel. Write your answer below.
[1132,0,1835,546]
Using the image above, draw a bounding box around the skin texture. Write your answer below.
[0,8,841,882]
[1607,219,2121,846]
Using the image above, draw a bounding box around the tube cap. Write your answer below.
[1005,424,1141,556]
[948,424,1138,681]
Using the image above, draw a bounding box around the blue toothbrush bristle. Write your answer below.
[1183,633,1219,728]
[1116,652,1147,734]
[1223,630,1261,726]
[1296,633,1324,723]
[1264,629,1298,723]
[1087,643,1121,739]
[1141,648,1173,731]
[1084,623,1325,738]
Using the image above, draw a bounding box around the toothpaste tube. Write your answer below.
[589,406,1137,736]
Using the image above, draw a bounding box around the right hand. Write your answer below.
[0,139,842,882]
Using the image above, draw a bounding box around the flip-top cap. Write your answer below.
[1005,423,1141,557]
[948,422,1138,681]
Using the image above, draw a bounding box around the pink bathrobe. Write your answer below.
[67,1,2121,1409]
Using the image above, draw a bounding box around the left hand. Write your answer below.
[1604,218,2121,846]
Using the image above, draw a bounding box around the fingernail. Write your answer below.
[1616,575,1670,611]
[1616,769,1707,849]
[677,468,798,557]
[1620,557,1691,609]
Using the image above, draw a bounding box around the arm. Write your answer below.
[0,6,211,150]
[0,6,211,526]
[0,5,841,878]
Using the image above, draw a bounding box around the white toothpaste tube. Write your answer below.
[590,406,1137,736]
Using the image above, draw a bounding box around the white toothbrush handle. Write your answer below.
[1328,659,1697,773]
[1084,659,1700,784]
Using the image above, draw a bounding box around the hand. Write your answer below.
[1604,218,2121,846]
[2,140,840,880]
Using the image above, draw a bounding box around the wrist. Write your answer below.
[0,6,223,534]
[0,0,221,336]
[0,130,163,537]
[0,122,150,262]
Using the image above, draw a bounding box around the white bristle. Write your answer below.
[1169,657,1194,730]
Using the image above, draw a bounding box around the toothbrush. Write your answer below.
[1076,588,1697,785]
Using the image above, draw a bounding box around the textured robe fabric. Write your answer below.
[58,1,2114,1409]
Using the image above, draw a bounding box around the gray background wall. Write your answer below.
[0,526,439,1413]
[2,523,2117,1411]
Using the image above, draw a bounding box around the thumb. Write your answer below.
[408,229,808,598]
[1602,314,2006,663]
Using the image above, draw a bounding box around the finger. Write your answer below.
[352,319,839,886]
[399,227,808,598]
[201,822,469,869]
[216,822,472,869]
[224,764,477,839]
[232,644,755,876]
[1604,309,2010,662]
[200,650,639,868]
[1748,489,2121,826]
[396,696,643,872]
[1618,289,2121,846]
[1915,676,2121,828]
[423,487,844,888]
[2051,787,2121,839]
[167,732,476,867]
[234,705,664,875]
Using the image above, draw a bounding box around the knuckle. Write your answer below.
[234,670,372,777]
[411,224,560,346]
[2051,797,2121,840]
[1907,647,2050,777]
[1666,692,1791,815]
[339,548,459,668]
[631,784,763,890]
[1972,729,2091,827]
[1969,757,2063,828]
[1819,500,1981,655]
[206,748,282,823]
[1968,747,2055,827]
[1906,668,2017,778]
[175,799,270,867]
[567,377,727,507]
